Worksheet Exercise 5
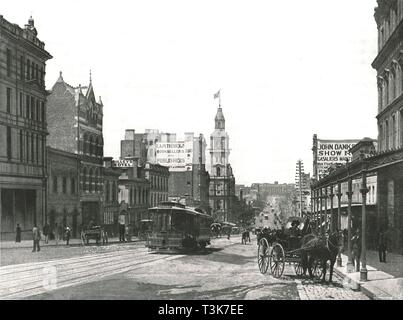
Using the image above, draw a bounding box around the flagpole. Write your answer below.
[219,89,221,107]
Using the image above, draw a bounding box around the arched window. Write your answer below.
[216,166,221,177]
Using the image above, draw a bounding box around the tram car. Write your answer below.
[146,202,214,252]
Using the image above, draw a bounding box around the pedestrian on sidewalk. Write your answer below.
[43,223,50,244]
[16,223,22,243]
[126,224,132,242]
[32,225,41,252]
[351,228,361,272]
[54,223,60,245]
[377,228,387,263]
[65,225,71,245]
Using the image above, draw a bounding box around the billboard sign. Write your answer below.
[313,137,360,179]
[156,141,193,171]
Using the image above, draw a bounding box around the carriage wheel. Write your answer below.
[312,258,323,279]
[293,261,304,276]
[257,238,270,274]
[270,243,285,278]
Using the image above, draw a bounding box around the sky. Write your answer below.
[3,0,379,185]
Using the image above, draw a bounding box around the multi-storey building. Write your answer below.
[144,162,169,207]
[207,106,236,222]
[47,72,104,226]
[0,16,52,240]
[372,0,403,252]
[138,129,210,211]
[103,157,120,236]
[117,158,150,228]
[46,147,80,237]
[374,0,403,151]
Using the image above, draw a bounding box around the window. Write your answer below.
[40,67,44,85]
[386,120,390,150]
[26,95,30,119]
[7,127,12,160]
[53,176,58,193]
[6,48,11,77]
[6,88,11,113]
[35,64,39,81]
[20,56,24,81]
[36,100,39,122]
[31,97,35,119]
[31,134,34,163]
[36,135,39,164]
[62,177,67,194]
[20,130,23,162]
[41,102,45,122]
[19,93,23,116]
[71,178,76,195]
[26,59,30,80]
[31,62,35,80]
[26,132,29,162]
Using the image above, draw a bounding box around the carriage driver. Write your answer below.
[289,221,301,248]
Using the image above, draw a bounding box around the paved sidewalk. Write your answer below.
[334,252,403,300]
[0,237,142,249]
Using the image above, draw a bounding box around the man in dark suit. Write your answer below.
[378,229,387,263]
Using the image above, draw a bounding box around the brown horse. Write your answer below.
[302,231,343,283]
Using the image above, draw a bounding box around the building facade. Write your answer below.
[47,72,104,226]
[117,159,150,229]
[103,157,120,236]
[372,0,403,252]
[207,106,236,222]
[47,147,80,237]
[144,162,169,207]
[0,16,52,240]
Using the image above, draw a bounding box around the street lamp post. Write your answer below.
[336,181,343,267]
[346,178,354,273]
[329,185,334,233]
[320,188,323,234]
[360,169,369,281]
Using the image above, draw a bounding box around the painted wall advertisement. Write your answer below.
[314,137,360,179]
[156,141,193,171]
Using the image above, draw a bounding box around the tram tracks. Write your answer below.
[0,247,184,300]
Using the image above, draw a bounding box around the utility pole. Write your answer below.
[295,160,304,217]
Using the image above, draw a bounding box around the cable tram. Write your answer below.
[146,202,214,252]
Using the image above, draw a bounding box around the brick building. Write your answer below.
[103,157,120,236]
[47,72,104,227]
[47,147,80,237]
[144,162,169,207]
[0,16,52,240]
[117,158,150,229]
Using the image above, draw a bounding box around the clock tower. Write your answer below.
[208,105,235,222]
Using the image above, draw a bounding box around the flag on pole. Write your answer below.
[214,90,220,99]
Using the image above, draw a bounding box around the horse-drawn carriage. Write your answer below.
[81,225,108,245]
[257,216,325,279]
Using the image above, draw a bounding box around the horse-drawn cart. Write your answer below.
[81,225,108,245]
[257,216,324,279]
